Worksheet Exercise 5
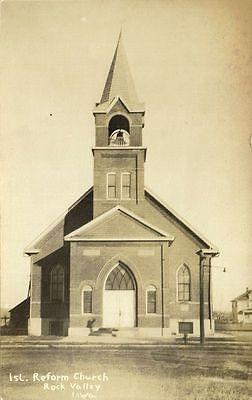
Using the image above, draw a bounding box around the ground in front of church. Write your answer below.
[1,332,251,400]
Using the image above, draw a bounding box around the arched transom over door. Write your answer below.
[103,264,136,328]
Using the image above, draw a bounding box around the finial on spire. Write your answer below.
[118,28,122,43]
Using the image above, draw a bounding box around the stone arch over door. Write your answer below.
[103,262,137,328]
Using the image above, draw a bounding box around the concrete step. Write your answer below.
[114,328,139,338]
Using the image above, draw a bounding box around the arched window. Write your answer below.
[146,285,157,314]
[177,265,191,301]
[51,265,64,302]
[82,286,93,314]
[105,264,135,290]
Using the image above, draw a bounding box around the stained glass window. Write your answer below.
[51,265,64,302]
[105,265,135,290]
[178,265,191,301]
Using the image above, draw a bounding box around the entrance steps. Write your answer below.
[114,328,139,338]
[90,327,139,338]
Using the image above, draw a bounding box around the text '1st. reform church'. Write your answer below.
[25,34,219,338]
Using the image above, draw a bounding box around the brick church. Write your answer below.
[25,34,219,337]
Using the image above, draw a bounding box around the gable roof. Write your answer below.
[64,205,174,243]
[94,95,145,114]
[145,187,218,250]
[25,186,218,257]
[232,289,252,302]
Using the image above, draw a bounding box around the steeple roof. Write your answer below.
[95,32,144,112]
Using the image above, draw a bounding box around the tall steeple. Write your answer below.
[95,32,144,112]
[99,32,139,107]
[92,34,146,218]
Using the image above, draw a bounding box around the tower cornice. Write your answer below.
[92,146,147,161]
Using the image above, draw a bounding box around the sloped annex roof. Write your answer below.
[9,297,30,313]
[232,289,252,302]
[64,205,174,243]
[24,187,93,255]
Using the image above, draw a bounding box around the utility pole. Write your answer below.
[197,249,219,345]
[161,244,164,337]
[199,253,205,345]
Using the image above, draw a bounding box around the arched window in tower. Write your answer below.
[108,115,130,146]
[51,265,64,302]
[177,264,191,301]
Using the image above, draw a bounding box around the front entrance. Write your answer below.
[49,320,64,336]
[103,264,136,328]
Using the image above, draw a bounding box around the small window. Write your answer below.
[177,265,191,301]
[121,173,131,199]
[107,173,116,199]
[83,286,92,314]
[51,265,64,302]
[146,285,157,314]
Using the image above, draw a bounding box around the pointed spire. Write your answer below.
[99,32,140,107]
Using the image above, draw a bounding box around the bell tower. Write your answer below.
[92,33,146,218]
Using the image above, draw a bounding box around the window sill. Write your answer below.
[177,300,191,304]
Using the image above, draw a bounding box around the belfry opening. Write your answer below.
[108,115,130,146]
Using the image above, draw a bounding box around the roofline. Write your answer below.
[24,248,40,256]
[93,108,145,114]
[68,186,93,211]
[92,146,147,151]
[92,147,147,161]
[9,297,30,313]
[93,96,145,114]
[24,186,93,255]
[196,249,220,257]
[64,204,174,242]
[65,238,172,243]
[231,290,251,302]
[145,187,218,251]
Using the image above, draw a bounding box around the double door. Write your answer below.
[103,290,135,328]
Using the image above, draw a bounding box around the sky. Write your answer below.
[1,0,252,312]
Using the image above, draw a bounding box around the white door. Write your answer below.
[103,290,135,328]
[103,291,120,327]
[119,291,135,327]
[103,264,136,328]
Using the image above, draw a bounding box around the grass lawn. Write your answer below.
[1,341,251,400]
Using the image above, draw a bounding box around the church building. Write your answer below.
[25,34,219,337]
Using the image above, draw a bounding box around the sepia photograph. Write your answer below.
[1,1,252,399]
